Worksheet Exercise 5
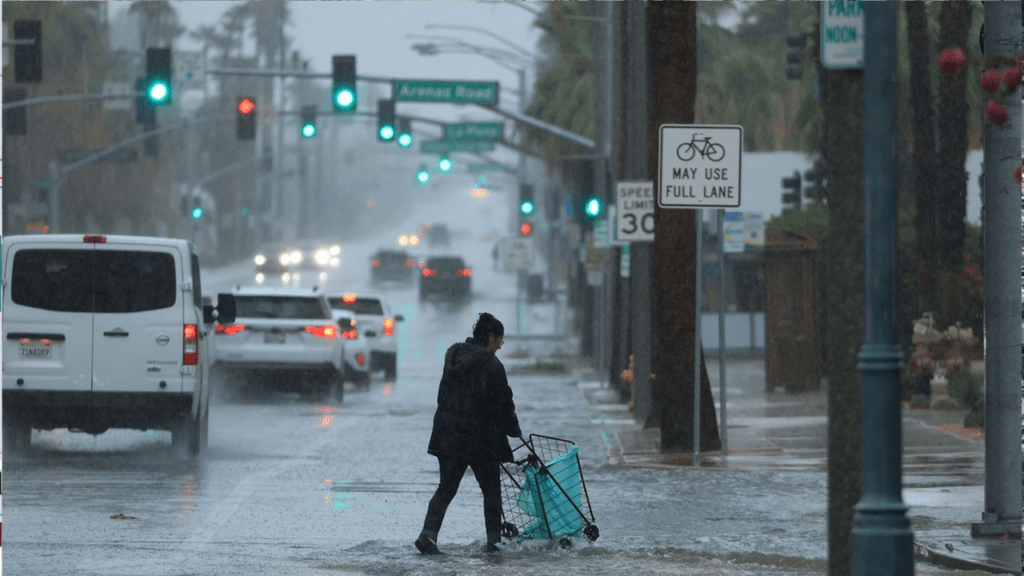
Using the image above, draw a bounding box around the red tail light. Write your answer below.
[342,293,357,304]
[183,324,198,365]
[372,258,380,267]
[418,260,427,269]
[405,258,414,267]
[356,353,365,367]
[83,235,107,243]
[215,324,246,336]
[383,318,394,337]
[456,268,472,277]
[305,325,338,339]
[341,329,358,339]
[422,268,437,277]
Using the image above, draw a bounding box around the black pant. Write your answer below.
[421,457,502,542]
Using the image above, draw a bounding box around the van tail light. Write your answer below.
[456,268,472,277]
[422,268,437,277]
[371,259,380,267]
[183,324,198,365]
[383,318,394,337]
[405,258,414,267]
[83,235,107,243]
[341,328,358,339]
[356,353,365,367]
[306,325,338,339]
[215,324,246,336]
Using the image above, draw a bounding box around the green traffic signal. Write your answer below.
[191,206,204,220]
[416,166,430,184]
[301,106,317,138]
[397,118,412,148]
[519,200,535,215]
[332,55,357,113]
[302,124,316,138]
[584,197,601,218]
[379,125,395,140]
[397,132,412,148]
[145,48,172,106]
[148,81,169,103]
[438,157,452,173]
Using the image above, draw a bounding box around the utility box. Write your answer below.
[764,228,821,392]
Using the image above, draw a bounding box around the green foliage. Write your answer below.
[946,368,984,410]
[908,395,931,410]
[930,398,959,411]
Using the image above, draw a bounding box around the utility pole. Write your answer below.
[648,1,720,453]
[972,0,1022,540]
[850,3,913,574]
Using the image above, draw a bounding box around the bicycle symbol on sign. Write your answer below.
[676,133,726,162]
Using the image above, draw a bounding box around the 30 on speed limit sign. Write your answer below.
[615,180,654,242]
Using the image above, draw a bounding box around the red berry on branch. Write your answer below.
[1003,67,1021,89]
[1014,164,1022,184]
[981,70,1001,92]
[985,101,1009,125]
[938,47,966,74]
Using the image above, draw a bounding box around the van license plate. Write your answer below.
[264,332,286,344]
[20,342,51,358]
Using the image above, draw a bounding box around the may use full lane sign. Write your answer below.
[658,124,743,209]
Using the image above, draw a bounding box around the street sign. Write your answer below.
[593,218,610,248]
[620,245,631,278]
[821,1,864,69]
[658,124,743,209]
[615,180,655,242]
[723,211,745,253]
[444,122,503,141]
[421,139,494,154]
[102,81,133,111]
[468,162,507,174]
[501,236,534,271]
[394,79,499,105]
[174,50,206,89]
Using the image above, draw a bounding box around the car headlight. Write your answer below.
[254,254,267,266]
[315,249,331,266]
[290,250,303,264]
[329,245,341,256]
[279,253,291,266]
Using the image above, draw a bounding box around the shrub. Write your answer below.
[947,368,984,410]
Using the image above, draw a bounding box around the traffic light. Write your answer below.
[377,99,395,141]
[237,97,256,140]
[803,159,827,202]
[786,33,806,80]
[437,156,452,173]
[4,88,27,135]
[781,170,801,212]
[397,118,413,148]
[191,206,204,220]
[14,20,42,83]
[145,48,173,105]
[416,165,430,184]
[332,55,357,113]
[301,106,317,138]
[519,221,533,237]
[583,195,602,218]
[518,184,535,215]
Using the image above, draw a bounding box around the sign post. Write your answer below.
[658,124,743,465]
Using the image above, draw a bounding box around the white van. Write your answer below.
[2,234,235,456]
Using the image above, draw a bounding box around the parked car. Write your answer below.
[210,286,344,401]
[370,248,415,285]
[419,255,472,304]
[326,292,404,379]
[330,308,372,389]
[1,234,235,456]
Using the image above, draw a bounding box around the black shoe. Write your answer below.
[415,535,443,555]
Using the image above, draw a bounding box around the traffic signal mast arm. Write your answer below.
[1,91,146,110]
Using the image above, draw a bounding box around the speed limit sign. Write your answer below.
[615,180,654,242]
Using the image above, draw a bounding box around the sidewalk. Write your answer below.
[575,354,1021,575]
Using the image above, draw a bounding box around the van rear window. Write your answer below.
[328,297,384,315]
[11,249,176,313]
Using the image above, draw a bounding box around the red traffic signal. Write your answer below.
[237,97,256,140]
[238,97,256,115]
[519,222,533,236]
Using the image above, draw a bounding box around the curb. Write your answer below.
[914,540,1022,575]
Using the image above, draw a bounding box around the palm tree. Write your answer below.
[127,1,184,49]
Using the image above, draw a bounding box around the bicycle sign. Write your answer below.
[659,124,743,209]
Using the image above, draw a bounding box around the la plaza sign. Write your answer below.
[658,124,743,209]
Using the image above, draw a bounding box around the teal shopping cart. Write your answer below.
[499,434,599,547]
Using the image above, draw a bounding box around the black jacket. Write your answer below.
[427,339,522,463]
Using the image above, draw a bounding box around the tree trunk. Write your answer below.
[648,1,720,453]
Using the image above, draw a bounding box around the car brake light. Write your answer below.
[342,329,358,339]
[371,259,380,267]
[418,260,426,269]
[405,258,414,267]
[422,268,436,277]
[215,324,246,336]
[83,235,107,243]
[342,293,357,304]
[383,318,394,336]
[356,353,365,367]
[306,325,338,339]
[456,268,471,277]
[183,324,198,365]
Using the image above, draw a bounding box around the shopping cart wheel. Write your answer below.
[583,524,600,542]
[501,521,519,541]
[556,536,572,549]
